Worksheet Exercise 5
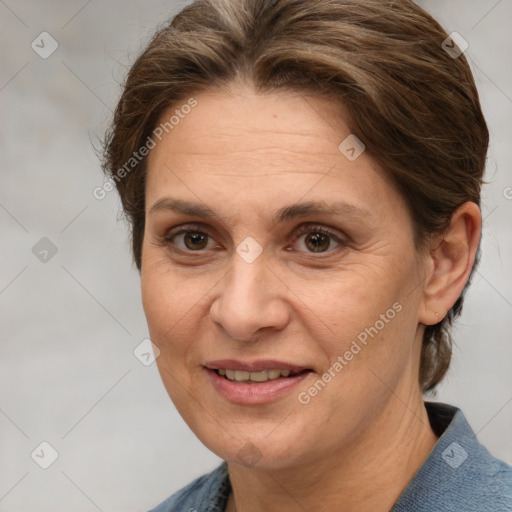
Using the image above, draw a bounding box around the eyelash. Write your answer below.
[162,222,347,257]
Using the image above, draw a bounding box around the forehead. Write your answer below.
[144,85,404,222]
[148,85,348,168]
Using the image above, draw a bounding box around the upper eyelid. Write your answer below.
[291,224,346,242]
[165,222,341,236]
[164,222,216,239]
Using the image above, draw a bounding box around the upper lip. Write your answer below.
[204,359,311,373]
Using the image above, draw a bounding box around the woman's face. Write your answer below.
[141,84,430,469]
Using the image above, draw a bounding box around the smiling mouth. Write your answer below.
[215,368,309,382]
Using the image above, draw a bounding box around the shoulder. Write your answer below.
[393,402,512,511]
[411,442,512,511]
[147,462,230,512]
[444,442,512,511]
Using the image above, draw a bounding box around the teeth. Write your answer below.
[234,370,250,381]
[217,368,298,382]
[249,371,268,382]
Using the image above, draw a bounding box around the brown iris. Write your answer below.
[305,232,330,252]
[184,232,208,250]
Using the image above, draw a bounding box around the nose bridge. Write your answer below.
[224,255,270,315]
[210,252,288,341]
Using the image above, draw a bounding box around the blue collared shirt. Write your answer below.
[149,402,512,511]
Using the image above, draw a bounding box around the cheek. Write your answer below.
[304,259,420,374]
[140,252,198,354]
[140,255,202,410]
[309,266,397,332]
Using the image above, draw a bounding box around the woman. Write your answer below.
[102,0,512,510]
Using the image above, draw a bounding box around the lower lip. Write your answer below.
[205,368,313,405]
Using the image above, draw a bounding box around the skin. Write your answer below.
[141,82,481,512]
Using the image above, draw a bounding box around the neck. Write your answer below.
[226,392,437,512]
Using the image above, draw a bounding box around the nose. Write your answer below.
[209,256,290,342]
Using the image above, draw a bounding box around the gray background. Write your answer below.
[0,1,511,511]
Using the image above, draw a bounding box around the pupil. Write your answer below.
[306,233,330,252]
[184,232,208,250]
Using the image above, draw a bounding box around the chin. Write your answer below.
[188,416,317,471]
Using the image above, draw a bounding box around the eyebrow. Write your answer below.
[148,198,373,224]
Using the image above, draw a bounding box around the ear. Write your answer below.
[419,202,481,326]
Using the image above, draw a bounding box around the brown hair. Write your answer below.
[102,0,488,392]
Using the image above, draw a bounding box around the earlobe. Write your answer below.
[419,202,481,326]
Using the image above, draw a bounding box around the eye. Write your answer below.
[164,224,218,252]
[290,224,345,254]
[161,223,347,256]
